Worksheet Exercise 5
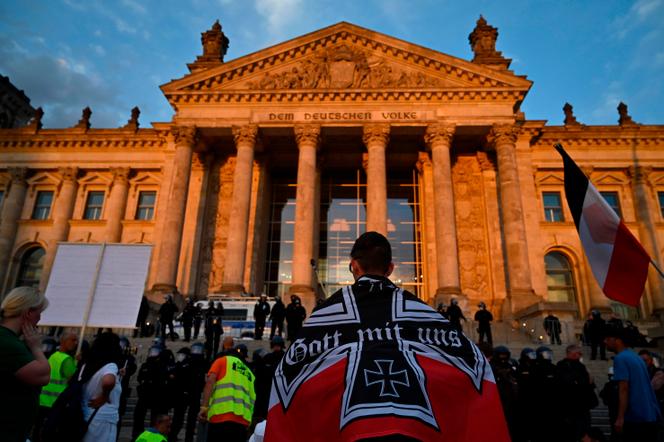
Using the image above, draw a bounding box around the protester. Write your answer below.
[180,298,197,342]
[254,336,286,424]
[205,300,224,360]
[158,295,179,341]
[0,286,50,442]
[446,298,465,332]
[269,296,286,339]
[285,294,306,342]
[587,310,607,360]
[604,326,661,441]
[556,344,596,440]
[599,366,620,442]
[543,312,562,345]
[116,336,137,434]
[254,293,271,340]
[136,414,171,442]
[474,301,493,345]
[35,331,78,441]
[265,232,510,441]
[531,345,560,441]
[80,332,123,442]
[491,345,519,439]
[515,347,537,442]
[639,349,664,411]
[199,343,256,441]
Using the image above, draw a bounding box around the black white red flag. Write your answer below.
[264,276,509,441]
[554,143,650,307]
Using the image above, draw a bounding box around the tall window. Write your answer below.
[15,247,45,288]
[135,191,156,220]
[543,192,564,222]
[659,192,664,219]
[83,191,104,220]
[610,302,640,321]
[600,191,621,217]
[263,179,296,298]
[545,252,576,303]
[32,191,53,220]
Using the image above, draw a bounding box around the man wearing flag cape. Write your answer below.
[264,232,510,441]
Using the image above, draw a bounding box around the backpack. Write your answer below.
[41,366,99,442]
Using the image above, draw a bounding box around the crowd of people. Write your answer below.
[2,232,664,442]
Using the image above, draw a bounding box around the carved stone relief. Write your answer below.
[246,44,440,90]
[453,156,492,301]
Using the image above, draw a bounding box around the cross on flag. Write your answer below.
[264,276,509,441]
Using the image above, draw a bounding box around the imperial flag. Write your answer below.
[554,143,650,307]
[264,276,510,441]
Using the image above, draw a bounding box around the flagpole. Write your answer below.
[650,259,664,280]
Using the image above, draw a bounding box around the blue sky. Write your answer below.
[1,0,663,128]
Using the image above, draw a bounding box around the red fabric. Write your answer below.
[603,221,650,307]
[265,355,509,442]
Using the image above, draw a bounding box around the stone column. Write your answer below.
[630,166,664,315]
[104,167,131,243]
[425,124,461,302]
[221,125,258,294]
[290,124,321,313]
[488,124,538,315]
[41,167,79,289]
[362,124,390,236]
[0,168,29,292]
[152,126,197,294]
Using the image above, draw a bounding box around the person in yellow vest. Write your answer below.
[198,342,256,442]
[34,331,78,441]
[135,414,171,442]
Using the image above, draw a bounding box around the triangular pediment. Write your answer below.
[536,173,565,185]
[594,172,629,186]
[162,22,531,102]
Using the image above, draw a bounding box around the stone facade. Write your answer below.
[1,20,664,333]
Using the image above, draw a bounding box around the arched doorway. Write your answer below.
[15,247,46,288]
[544,251,577,305]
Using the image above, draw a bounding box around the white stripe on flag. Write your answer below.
[578,184,620,289]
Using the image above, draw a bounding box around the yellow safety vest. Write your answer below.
[39,351,74,408]
[135,429,168,442]
[208,355,256,424]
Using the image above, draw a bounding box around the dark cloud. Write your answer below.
[0,35,125,128]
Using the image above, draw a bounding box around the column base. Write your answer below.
[289,284,317,314]
[218,284,245,296]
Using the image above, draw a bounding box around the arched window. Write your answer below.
[15,247,45,288]
[545,252,577,303]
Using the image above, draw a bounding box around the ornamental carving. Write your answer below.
[424,123,455,148]
[563,103,580,126]
[73,107,92,131]
[172,126,198,146]
[246,44,440,90]
[453,156,492,301]
[629,166,653,185]
[294,124,321,147]
[487,124,518,148]
[8,167,28,185]
[110,167,131,184]
[362,123,390,146]
[232,125,258,146]
[58,167,79,183]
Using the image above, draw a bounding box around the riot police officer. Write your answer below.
[205,301,224,360]
[169,347,202,442]
[181,298,196,342]
[253,294,271,340]
[132,345,173,439]
[491,346,519,440]
[531,346,561,442]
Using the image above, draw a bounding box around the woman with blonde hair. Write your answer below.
[0,286,51,442]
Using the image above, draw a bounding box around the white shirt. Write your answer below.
[82,362,122,423]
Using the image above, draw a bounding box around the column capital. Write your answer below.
[476,151,495,172]
[192,152,212,171]
[629,165,653,185]
[58,167,79,183]
[487,124,518,148]
[294,124,321,147]
[415,151,431,173]
[171,125,198,146]
[8,167,29,185]
[424,123,455,148]
[362,123,390,147]
[232,124,258,147]
[110,167,131,184]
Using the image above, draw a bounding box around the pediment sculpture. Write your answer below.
[246,44,440,90]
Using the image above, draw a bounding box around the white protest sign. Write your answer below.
[41,243,152,328]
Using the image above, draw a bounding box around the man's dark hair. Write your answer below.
[350,231,392,274]
[638,349,652,357]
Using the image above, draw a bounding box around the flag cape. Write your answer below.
[554,143,650,307]
[264,276,509,442]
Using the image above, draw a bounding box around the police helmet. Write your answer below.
[152,336,165,348]
[176,347,190,363]
[536,346,554,361]
[147,345,163,358]
[451,298,458,306]
[271,335,285,348]
[520,347,536,360]
[41,337,57,355]
[190,342,205,355]
[478,302,486,309]
[234,344,249,359]
[493,345,511,359]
